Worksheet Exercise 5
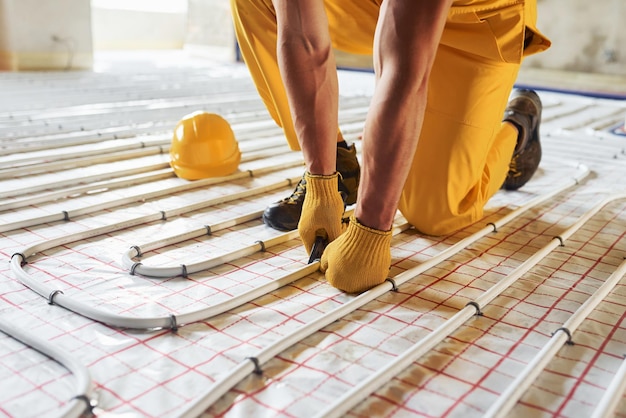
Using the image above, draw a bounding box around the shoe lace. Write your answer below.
[508,153,522,178]
[284,176,307,204]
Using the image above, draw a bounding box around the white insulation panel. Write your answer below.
[1,53,626,418]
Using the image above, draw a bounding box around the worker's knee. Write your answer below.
[399,192,483,236]
[402,208,479,237]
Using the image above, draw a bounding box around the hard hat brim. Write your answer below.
[171,149,241,180]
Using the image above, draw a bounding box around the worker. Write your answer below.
[230,0,550,293]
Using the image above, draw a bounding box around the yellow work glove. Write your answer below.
[297,172,345,256]
[320,216,392,293]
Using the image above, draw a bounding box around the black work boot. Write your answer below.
[262,143,360,231]
[502,89,543,191]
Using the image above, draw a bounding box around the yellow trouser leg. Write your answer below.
[230,0,298,149]
[398,47,521,236]
[399,2,549,235]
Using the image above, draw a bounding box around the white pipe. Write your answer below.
[0,108,258,154]
[0,145,293,211]
[9,178,300,256]
[0,162,170,200]
[10,253,320,330]
[1,99,367,156]
[10,182,301,329]
[121,206,361,278]
[591,352,626,418]
[485,255,626,418]
[1,115,362,179]
[0,128,167,153]
[1,108,365,162]
[0,135,290,200]
[2,90,264,123]
[0,169,174,211]
[123,230,300,278]
[0,317,93,418]
[0,98,267,141]
[1,88,367,123]
[0,157,305,233]
[391,162,589,292]
[0,123,251,171]
[0,136,170,169]
[10,209,402,331]
[178,164,590,418]
[0,145,169,180]
[317,192,625,418]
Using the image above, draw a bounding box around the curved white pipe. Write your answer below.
[0,317,93,418]
[122,209,360,278]
[10,185,308,329]
[178,164,590,418]
[123,230,300,278]
[9,177,296,257]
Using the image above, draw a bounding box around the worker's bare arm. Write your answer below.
[273,0,338,175]
[356,0,453,231]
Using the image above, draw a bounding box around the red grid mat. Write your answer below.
[1,57,626,417]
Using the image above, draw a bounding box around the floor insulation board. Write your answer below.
[1,53,626,418]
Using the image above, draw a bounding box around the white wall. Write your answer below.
[1,0,624,75]
[91,1,188,50]
[184,0,236,61]
[0,0,93,70]
[524,0,626,75]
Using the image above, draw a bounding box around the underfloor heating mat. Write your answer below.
[1,55,625,418]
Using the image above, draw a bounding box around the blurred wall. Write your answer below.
[0,0,93,70]
[184,0,236,61]
[92,2,187,50]
[524,0,626,75]
[1,0,624,76]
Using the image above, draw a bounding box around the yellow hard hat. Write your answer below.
[170,111,241,179]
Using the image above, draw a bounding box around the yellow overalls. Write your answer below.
[230,0,551,235]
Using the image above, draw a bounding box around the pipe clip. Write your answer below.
[11,253,27,267]
[130,245,142,257]
[246,356,263,375]
[552,327,575,345]
[169,314,179,333]
[72,394,96,414]
[385,278,399,292]
[130,262,142,276]
[466,301,483,316]
[48,290,64,305]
